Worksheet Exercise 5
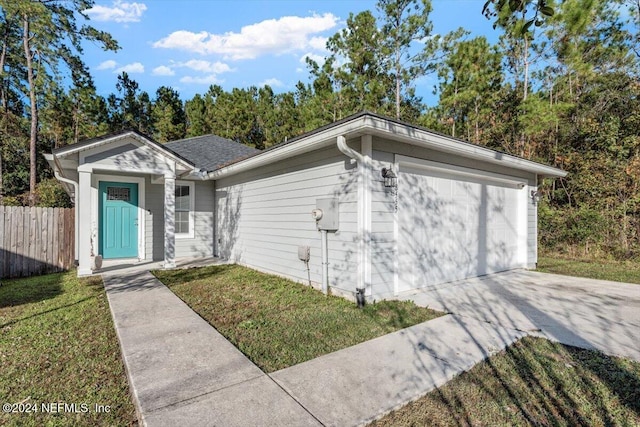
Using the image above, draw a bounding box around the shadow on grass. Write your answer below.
[361,300,429,329]
[373,337,640,426]
[0,274,103,328]
[0,273,64,308]
[153,264,237,286]
[0,295,99,329]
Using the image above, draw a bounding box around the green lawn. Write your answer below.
[0,272,137,427]
[371,337,640,426]
[537,255,640,284]
[153,264,443,372]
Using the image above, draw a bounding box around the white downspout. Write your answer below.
[336,135,358,299]
[337,135,363,164]
[52,156,79,265]
[336,135,372,304]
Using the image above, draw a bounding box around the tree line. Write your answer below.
[2,0,640,257]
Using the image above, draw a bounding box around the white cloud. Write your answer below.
[87,1,147,23]
[114,62,144,74]
[96,59,117,70]
[152,65,175,76]
[153,13,339,60]
[180,74,223,85]
[300,52,325,66]
[178,59,233,74]
[154,31,210,54]
[308,36,328,51]
[259,78,283,88]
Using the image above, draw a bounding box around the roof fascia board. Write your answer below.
[209,114,566,180]
[362,115,567,178]
[54,133,136,156]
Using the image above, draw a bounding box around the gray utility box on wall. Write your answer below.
[314,198,339,231]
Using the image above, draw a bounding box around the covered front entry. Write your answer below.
[99,181,139,259]
[396,157,525,292]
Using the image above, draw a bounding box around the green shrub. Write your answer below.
[34,178,72,207]
[1,179,72,207]
[0,195,22,206]
[539,204,605,250]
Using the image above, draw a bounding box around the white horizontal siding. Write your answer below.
[144,179,214,260]
[216,146,358,293]
[370,150,396,298]
[176,181,214,258]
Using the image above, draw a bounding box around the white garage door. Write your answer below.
[397,159,524,292]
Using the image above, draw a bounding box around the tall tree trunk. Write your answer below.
[474,98,479,143]
[74,101,80,144]
[0,151,3,205]
[452,83,458,138]
[0,24,7,115]
[395,42,401,120]
[523,36,530,101]
[0,28,5,205]
[23,15,37,207]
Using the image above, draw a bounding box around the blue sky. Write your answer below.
[83,0,499,106]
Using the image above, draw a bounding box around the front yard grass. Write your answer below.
[371,336,640,426]
[537,255,640,284]
[153,264,443,372]
[0,272,137,427]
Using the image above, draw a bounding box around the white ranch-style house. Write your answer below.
[46,112,566,300]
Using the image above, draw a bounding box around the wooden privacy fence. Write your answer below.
[0,206,75,279]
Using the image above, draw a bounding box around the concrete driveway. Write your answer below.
[400,270,640,361]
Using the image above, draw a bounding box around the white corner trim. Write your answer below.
[175,180,195,240]
[93,174,146,261]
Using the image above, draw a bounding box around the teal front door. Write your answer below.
[99,181,139,259]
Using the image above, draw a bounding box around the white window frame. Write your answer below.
[175,180,195,239]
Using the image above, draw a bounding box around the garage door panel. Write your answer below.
[398,164,522,292]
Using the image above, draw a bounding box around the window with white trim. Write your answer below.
[175,181,195,238]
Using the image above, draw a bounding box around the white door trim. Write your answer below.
[93,174,146,261]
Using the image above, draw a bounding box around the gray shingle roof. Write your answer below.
[165,134,261,172]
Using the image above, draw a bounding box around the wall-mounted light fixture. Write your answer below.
[530,190,541,202]
[381,167,397,188]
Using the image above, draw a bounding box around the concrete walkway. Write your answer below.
[103,269,524,426]
[103,270,321,427]
[400,270,640,361]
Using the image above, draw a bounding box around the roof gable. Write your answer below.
[53,129,196,171]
